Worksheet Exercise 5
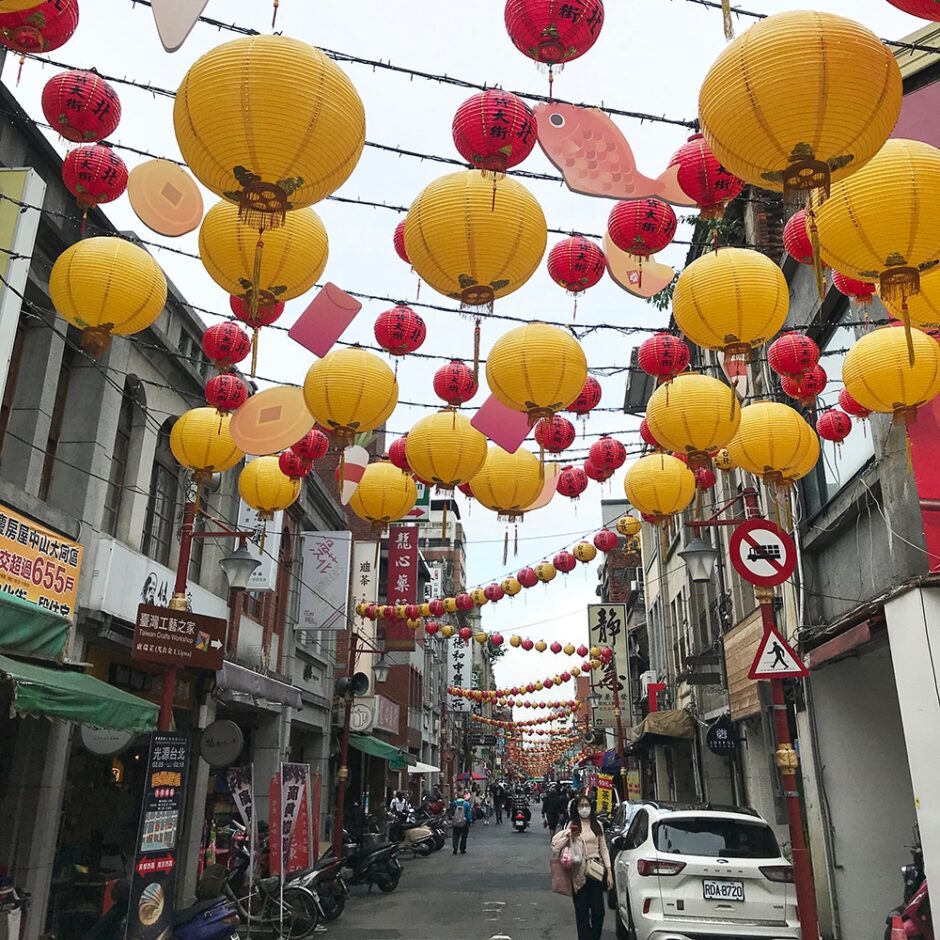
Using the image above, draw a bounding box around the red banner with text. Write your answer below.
[385,525,418,651]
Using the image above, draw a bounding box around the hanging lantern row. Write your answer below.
[470,705,579,728]
[449,685,580,708]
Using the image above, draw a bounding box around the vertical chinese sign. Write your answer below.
[447,639,470,712]
[587,604,630,730]
[269,763,312,876]
[385,525,418,652]
[299,532,352,635]
[351,539,380,652]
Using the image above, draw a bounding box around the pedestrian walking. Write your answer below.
[551,796,612,940]
[542,784,562,837]
[450,796,473,855]
[489,781,505,825]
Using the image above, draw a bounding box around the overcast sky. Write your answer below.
[4,0,923,701]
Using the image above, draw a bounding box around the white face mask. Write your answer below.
[578,806,591,819]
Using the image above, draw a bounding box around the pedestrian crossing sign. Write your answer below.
[748,625,808,680]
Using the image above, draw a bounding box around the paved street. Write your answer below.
[325,817,587,940]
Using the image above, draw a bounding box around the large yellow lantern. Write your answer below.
[843,327,940,424]
[304,348,398,443]
[645,373,740,465]
[404,170,547,308]
[781,423,821,484]
[624,454,696,523]
[884,270,940,332]
[238,456,301,518]
[616,515,642,538]
[726,402,815,485]
[469,447,543,520]
[405,410,487,489]
[486,322,588,422]
[170,408,244,479]
[49,237,167,356]
[349,459,418,528]
[174,35,365,228]
[699,11,901,201]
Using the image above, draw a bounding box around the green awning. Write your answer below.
[0,592,70,659]
[349,733,413,771]
[0,654,158,732]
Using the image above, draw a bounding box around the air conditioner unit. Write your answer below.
[640,670,658,696]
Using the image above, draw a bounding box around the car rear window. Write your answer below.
[653,818,780,858]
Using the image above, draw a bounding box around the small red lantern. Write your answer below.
[521,640,534,651]
[504,0,605,71]
[886,1,940,22]
[202,323,252,369]
[433,359,478,406]
[230,294,285,328]
[666,133,743,220]
[547,235,605,294]
[518,566,538,588]
[638,333,690,381]
[576,644,589,657]
[456,593,474,612]
[783,210,814,265]
[374,305,426,356]
[393,219,410,265]
[557,465,588,499]
[817,409,853,443]
[292,428,329,462]
[405,604,421,620]
[639,418,660,449]
[205,373,248,414]
[458,626,473,642]
[0,0,78,65]
[593,529,618,552]
[553,550,577,573]
[832,271,876,306]
[694,467,717,490]
[599,646,614,661]
[550,641,562,654]
[452,89,537,176]
[567,375,602,415]
[534,415,576,453]
[425,620,440,635]
[543,677,554,688]
[429,598,446,617]
[484,583,504,603]
[63,145,128,213]
[838,387,872,420]
[458,481,474,498]
[583,459,613,482]
[278,450,311,479]
[388,436,411,472]
[608,198,678,258]
[490,633,504,647]
[560,671,571,683]
[589,435,626,471]
[768,332,820,378]
[781,365,827,406]
[42,70,120,143]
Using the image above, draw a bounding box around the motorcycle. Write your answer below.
[341,820,404,893]
[885,828,933,940]
[288,855,349,923]
[388,811,438,856]
[513,809,530,833]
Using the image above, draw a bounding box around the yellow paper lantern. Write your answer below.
[699,11,901,200]
[405,410,487,488]
[49,237,167,356]
[475,631,488,645]
[486,322,588,421]
[714,448,736,471]
[590,646,601,658]
[535,640,547,652]
[726,402,816,485]
[404,170,547,308]
[563,643,575,655]
[170,408,244,478]
[0,0,50,7]
[304,348,398,443]
[645,373,740,464]
[238,455,301,518]
[419,603,431,617]
[441,624,455,638]
[535,561,556,583]
[502,576,522,596]
[624,453,696,522]
[470,588,488,606]
[510,635,522,648]
[174,35,365,228]
[842,327,940,423]
[616,515,642,538]
[470,447,543,520]
[349,459,417,527]
[782,423,821,484]
[673,248,789,356]
[444,597,458,614]
[407,619,421,630]
[884,271,940,332]
[573,541,597,563]
[570,666,581,677]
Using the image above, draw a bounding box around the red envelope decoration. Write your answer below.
[471,395,532,453]
[288,283,362,358]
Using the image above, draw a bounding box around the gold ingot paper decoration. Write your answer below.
[616,515,642,538]
[624,454,695,522]
[405,410,487,488]
[349,459,418,528]
[404,170,547,308]
[304,348,398,443]
[49,237,167,356]
[469,446,543,520]
[726,402,815,484]
[486,322,588,421]
[170,408,244,478]
[645,373,740,464]
[699,11,901,200]
[238,455,301,518]
[174,35,365,228]
[673,248,788,355]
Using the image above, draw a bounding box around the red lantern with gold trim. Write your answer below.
[484,583,504,603]
[547,235,605,294]
[608,198,677,258]
[589,435,626,471]
[783,210,814,265]
[292,428,329,462]
[393,219,410,265]
[768,332,820,378]
[517,566,538,588]
[838,387,871,420]
[433,359,478,406]
[638,333,690,381]
[387,436,410,472]
[639,418,659,449]
[583,459,613,482]
[202,323,252,369]
[553,550,577,573]
[694,467,717,490]
[374,305,426,356]
[452,89,537,176]
[456,593,475,612]
[667,133,743,220]
[534,415,576,454]
[817,409,852,443]
[557,465,588,499]
[0,0,78,59]
[504,0,605,71]
[63,144,127,213]
[230,294,285,328]
[781,365,827,406]
[42,70,120,143]
[832,271,876,306]
[205,373,248,414]
[567,374,602,415]
[278,450,311,479]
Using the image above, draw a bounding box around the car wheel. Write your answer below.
[615,907,631,940]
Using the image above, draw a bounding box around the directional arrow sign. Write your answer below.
[729,519,797,588]
[133,604,226,670]
[748,625,808,680]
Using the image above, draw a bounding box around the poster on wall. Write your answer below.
[385,525,418,652]
[269,763,312,876]
[298,532,352,632]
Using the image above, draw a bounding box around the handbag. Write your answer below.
[585,857,606,882]
[550,858,573,896]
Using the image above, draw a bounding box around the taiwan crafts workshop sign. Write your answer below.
[132,604,226,670]
[126,732,190,940]
[385,525,418,652]
[0,502,82,617]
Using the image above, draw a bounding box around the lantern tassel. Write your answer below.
[901,301,916,368]
[250,327,260,379]
[272,0,279,28]
[16,55,24,86]
[721,0,734,40]
[514,524,519,557]
[807,199,825,301]
[548,67,554,103]
[472,317,482,382]
[338,447,345,499]
[503,529,509,566]
[249,234,265,378]
[441,499,448,541]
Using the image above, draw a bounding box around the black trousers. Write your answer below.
[572,878,606,940]
[451,823,469,852]
[494,800,502,823]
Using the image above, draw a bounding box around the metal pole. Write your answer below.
[332,631,358,855]
[610,672,627,799]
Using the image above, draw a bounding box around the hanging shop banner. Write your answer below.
[269,763,312,876]
[385,525,418,652]
[626,769,642,801]
[126,732,190,940]
[236,499,282,592]
[351,540,380,609]
[447,638,471,712]
[298,532,352,633]
[587,604,630,727]
[0,501,83,618]
[595,773,615,815]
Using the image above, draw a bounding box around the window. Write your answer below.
[625,810,649,850]
[39,342,77,500]
[102,386,135,536]
[142,419,180,566]
[653,818,780,859]
[649,598,666,677]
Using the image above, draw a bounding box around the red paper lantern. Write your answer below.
[458,481,474,497]
[0,0,78,56]
[425,620,440,635]
[452,89,537,175]
[458,626,473,641]
[393,219,410,265]
[817,409,853,443]
[666,133,743,220]
[887,1,940,21]
[832,271,876,306]
[433,359,478,406]
[42,70,120,143]
[387,436,411,472]
[504,0,605,68]
[768,332,820,378]
[547,235,605,294]
[205,373,248,414]
[599,646,613,661]
[638,333,690,380]
[517,566,538,588]
[534,415,576,453]
[557,465,588,499]
[521,640,533,652]
[429,598,446,617]
[202,323,252,368]
[374,305,426,356]
[543,677,554,687]
[63,145,128,211]
[838,387,872,419]
[782,209,815,265]
[230,294,285,328]
[576,644,589,657]
[781,365,827,405]
[583,459,613,482]
[567,375,602,414]
[560,671,571,683]
[608,198,677,257]
[456,593,475,611]
[553,550,577,573]
[484,583,505,603]
[589,435,626,471]
[694,467,717,490]
[278,450,311,479]
[639,418,659,449]
[292,428,329,462]
[593,529,618,553]
[550,641,562,654]
[490,633,504,647]
[405,604,421,620]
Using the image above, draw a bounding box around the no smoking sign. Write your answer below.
[729,520,796,588]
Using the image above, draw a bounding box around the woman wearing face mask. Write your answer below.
[551,794,613,940]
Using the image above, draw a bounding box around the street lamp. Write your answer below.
[219,538,261,589]
[585,691,600,706]
[678,536,719,583]
[373,654,392,683]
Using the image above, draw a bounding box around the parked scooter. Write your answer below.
[340,827,404,893]
[288,855,349,922]
[387,811,437,856]
[885,828,933,940]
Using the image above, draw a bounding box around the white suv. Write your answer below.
[612,803,801,940]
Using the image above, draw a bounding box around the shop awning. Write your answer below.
[215,661,302,711]
[0,653,158,731]
[0,592,70,660]
[406,761,441,774]
[627,709,695,749]
[349,733,414,771]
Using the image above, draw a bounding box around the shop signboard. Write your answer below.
[269,763,312,876]
[350,540,380,658]
[132,604,226,670]
[236,499,282,592]
[127,732,190,940]
[350,700,375,734]
[447,639,470,713]
[298,532,352,633]
[199,720,244,767]
[587,604,629,727]
[374,694,400,735]
[385,525,418,652]
[625,769,642,801]
[595,773,614,814]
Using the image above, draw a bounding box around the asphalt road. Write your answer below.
[323,814,600,940]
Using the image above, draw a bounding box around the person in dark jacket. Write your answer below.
[542,785,563,836]
[450,796,474,854]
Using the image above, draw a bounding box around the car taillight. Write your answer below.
[760,865,795,883]
[637,859,686,876]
